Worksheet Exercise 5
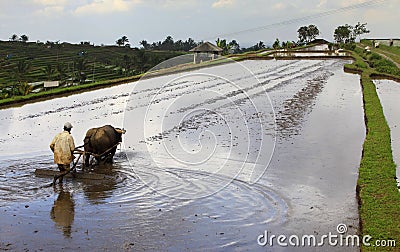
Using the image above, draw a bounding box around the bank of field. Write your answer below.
[346,44,400,251]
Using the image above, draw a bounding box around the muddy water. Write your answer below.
[0,59,364,251]
[374,79,400,188]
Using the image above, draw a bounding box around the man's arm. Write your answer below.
[68,135,75,152]
[49,135,57,152]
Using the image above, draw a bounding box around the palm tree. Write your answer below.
[18,82,33,96]
[216,38,231,55]
[140,40,150,50]
[229,40,240,53]
[20,35,29,43]
[74,57,88,83]
[14,60,31,83]
[135,50,147,73]
[43,64,55,81]
[183,38,197,51]
[121,36,129,46]
[116,38,124,46]
[273,38,281,49]
[53,41,62,63]
[121,55,133,76]
[56,62,67,82]
[253,41,265,51]
[162,36,174,50]
[12,60,31,96]
[10,34,18,41]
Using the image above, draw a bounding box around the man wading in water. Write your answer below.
[50,122,75,184]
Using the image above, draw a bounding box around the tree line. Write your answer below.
[9,22,369,56]
[9,34,29,43]
[114,22,369,55]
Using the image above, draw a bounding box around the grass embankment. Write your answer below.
[345,45,400,251]
[0,74,143,107]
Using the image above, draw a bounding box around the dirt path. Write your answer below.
[376,50,400,69]
[358,44,400,69]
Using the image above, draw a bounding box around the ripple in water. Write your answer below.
[0,151,287,250]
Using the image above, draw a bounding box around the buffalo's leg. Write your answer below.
[84,153,91,167]
[108,147,117,163]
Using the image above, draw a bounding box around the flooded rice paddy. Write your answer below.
[375,79,400,188]
[0,59,365,251]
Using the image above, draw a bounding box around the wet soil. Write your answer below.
[0,59,364,251]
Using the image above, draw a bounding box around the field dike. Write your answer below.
[345,55,400,250]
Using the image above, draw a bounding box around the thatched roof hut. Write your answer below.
[190,41,223,53]
[190,41,222,63]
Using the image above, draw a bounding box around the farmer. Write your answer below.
[50,122,75,184]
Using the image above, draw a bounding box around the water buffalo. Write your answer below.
[83,125,126,166]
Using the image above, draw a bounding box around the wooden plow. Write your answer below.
[35,142,123,184]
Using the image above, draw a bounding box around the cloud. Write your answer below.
[212,0,234,8]
[34,5,65,17]
[155,0,197,9]
[339,0,369,7]
[73,0,141,15]
[32,0,68,6]
[272,2,286,10]
[317,0,327,8]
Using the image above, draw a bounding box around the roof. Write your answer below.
[310,39,330,44]
[189,41,223,52]
[44,81,59,88]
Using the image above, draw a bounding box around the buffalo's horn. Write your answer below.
[115,128,126,134]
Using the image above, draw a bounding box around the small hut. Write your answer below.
[189,41,223,64]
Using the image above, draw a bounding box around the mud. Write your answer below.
[0,59,365,251]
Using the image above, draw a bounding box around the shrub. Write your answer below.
[343,43,356,50]
[355,61,368,69]
[368,53,382,61]
[375,64,400,76]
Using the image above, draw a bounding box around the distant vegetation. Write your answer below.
[0,40,184,98]
[297,24,319,43]
[333,22,369,44]
[139,36,199,51]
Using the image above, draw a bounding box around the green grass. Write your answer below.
[0,74,144,107]
[358,72,400,251]
[345,47,400,251]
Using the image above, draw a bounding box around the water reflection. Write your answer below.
[50,185,75,238]
[81,162,121,204]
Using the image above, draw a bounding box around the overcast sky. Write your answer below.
[0,0,398,47]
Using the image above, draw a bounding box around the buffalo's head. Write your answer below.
[115,128,126,142]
